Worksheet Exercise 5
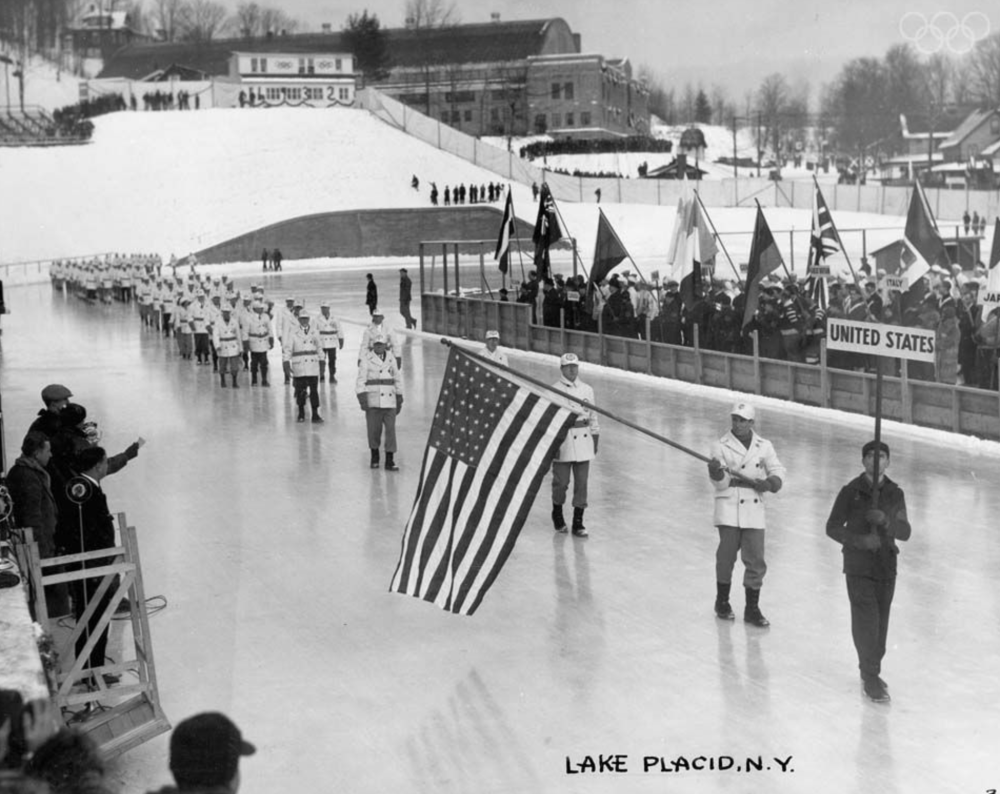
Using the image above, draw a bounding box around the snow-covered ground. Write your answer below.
[2,107,942,283]
[4,53,83,112]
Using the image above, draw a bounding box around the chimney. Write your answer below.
[321,23,332,34]
[491,12,500,22]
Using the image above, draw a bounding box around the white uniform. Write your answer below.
[551,375,599,462]
[708,431,786,529]
[481,345,509,367]
[284,324,322,377]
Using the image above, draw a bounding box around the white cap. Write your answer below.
[559,353,579,367]
[730,401,755,421]
[486,330,500,340]
[372,332,388,345]
[298,311,311,321]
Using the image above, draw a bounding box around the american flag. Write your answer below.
[390,347,578,615]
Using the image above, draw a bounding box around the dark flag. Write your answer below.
[493,187,515,274]
[900,181,950,316]
[390,348,577,616]
[590,209,629,284]
[531,183,562,279]
[982,218,1000,317]
[742,205,784,329]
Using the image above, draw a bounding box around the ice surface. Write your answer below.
[2,273,998,794]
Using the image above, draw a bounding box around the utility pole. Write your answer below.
[756,110,762,177]
[731,114,738,180]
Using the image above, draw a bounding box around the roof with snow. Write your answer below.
[939,108,999,150]
[899,106,977,138]
[100,18,577,80]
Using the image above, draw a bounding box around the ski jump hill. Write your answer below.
[0,106,539,265]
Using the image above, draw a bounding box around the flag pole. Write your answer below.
[695,191,742,282]
[442,338,758,480]
[754,199,813,318]
[509,187,527,284]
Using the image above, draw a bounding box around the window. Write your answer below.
[259,58,267,73]
[551,112,561,127]
[551,83,561,99]
[339,87,350,101]
[305,87,323,100]
[442,111,449,121]
[490,108,499,122]
[565,112,574,127]
[335,58,342,71]
[581,111,591,126]
[287,87,301,100]
[308,58,315,74]
[534,114,547,133]
[250,58,258,73]
[266,86,280,100]
[444,90,475,103]
[564,82,574,100]
[451,110,461,123]
[298,58,306,74]
[463,109,472,122]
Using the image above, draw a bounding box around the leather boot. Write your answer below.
[744,587,770,627]
[370,449,380,469]
[297,406,305,423]
[251,372,257,386]
[220,373,227,387]
[715,582,735,620]
[571,507,588,538]
[312,410,324,424]
[551,504,568,533]
[231,373,239,389]
[385,452,399,471]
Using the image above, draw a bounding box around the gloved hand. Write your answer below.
[752,478,772,493]
[593,434,599,454]
[358,394,368,411]
[707,458,724,480]
[124,442,140,459]
[396,395,404,416]
[855,533,882,551]
[865,509,887,527]
[269,338,274,349]
[339,340,344,350]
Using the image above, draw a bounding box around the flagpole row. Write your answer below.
[695,191,742,283]
[442,338,714,465]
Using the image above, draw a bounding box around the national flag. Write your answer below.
[665,176,693,266]
[590,209,629,284]
[981,218,1000,317]
[493,187,515,274]
[742,205,784,329]
[390,347,577,616]
[677,198,718,307]
[900,182,949,288]
[531,183,562,279]
[808,180,843,272]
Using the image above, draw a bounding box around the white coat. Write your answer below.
[246,312,273,353]
[212,315,243,357]
[283,324,322,377]
[481,346,509,367]
[709,430,786,529]
[551,375,599,462]
[315,313,343,350]
[356,349,402,408]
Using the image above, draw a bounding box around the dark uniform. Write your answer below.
[826,441,911,702]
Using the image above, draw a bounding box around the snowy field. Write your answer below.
[2,106,970,287]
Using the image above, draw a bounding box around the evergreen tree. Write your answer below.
[343,9,389,86]
[694,88,712,123]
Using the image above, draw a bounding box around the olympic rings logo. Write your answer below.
[899,11,991,55]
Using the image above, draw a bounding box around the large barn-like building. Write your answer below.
[97,17,649,138]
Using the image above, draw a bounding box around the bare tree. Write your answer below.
[232,1,262,38]
[259,5,298,36]
[756,72,789,163]
[404,0,459,29]
[151,0,189,41]
[967,30,1000,106]
[178,0,226,42]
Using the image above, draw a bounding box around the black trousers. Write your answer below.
[250,351,269,382]
[846,574,895,678]
[194,334,210,362]
[293,376,319,411]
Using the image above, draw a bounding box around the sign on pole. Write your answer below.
[826,318,936,363]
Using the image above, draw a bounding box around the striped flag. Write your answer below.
[742,205,785,329]
[982,218,1000,317]
[804,272,828,314]
[493,187,514,274]
[808,180,843,271]
[390,347,577,616]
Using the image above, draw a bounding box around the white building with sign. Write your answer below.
[230,51,356,108]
